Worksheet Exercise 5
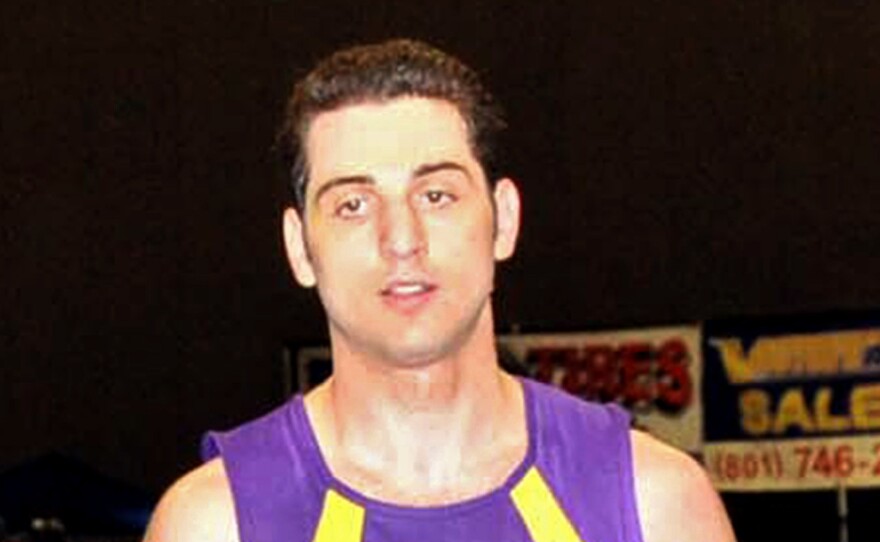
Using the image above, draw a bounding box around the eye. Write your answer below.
[334,195,369,218]
[421,189,456,208]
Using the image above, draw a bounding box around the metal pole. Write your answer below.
[837,479,848,542]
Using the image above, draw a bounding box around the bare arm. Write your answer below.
[143,458,239,542]
[631,430,737,542]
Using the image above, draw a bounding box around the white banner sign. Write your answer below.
[705,434,880,491]
[499,326,703,453]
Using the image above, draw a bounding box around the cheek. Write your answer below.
[456,210,496,253]
[312,241,375,315]
[433,217,497,277]
[309,226,378,283]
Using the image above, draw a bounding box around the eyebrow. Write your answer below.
[312,161,471,205]
[412,161,471,180]
[312,175,374,206]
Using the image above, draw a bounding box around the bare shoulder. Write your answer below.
[143,458,239,542]
[630,430,737,542]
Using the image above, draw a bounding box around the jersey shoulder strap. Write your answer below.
[201,397,324,542]
[526,379,645,542]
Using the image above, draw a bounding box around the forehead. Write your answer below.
[304,97,477,184]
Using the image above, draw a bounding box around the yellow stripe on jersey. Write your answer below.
[510,467,586,542]
[311,489,366,542]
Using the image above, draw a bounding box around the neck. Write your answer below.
[304,307,528,504]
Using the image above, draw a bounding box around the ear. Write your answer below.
[282,207,317,288]
[492,178,521,261]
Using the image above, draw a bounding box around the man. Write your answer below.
[145,39,736,542]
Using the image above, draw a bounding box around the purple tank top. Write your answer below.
[202,379,644,542]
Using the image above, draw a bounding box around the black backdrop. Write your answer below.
[3,1,880,539]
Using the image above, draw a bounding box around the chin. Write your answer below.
[378,342,450,368]
[376,325,482,369]
[356,327,450,366]
[331,301,490,368]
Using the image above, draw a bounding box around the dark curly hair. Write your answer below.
[276,39,507,212]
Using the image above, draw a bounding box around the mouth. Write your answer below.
[381,280,437,297]
[382,281,435,296]
[380,279,438,313]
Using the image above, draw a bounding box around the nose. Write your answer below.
[379,199,426,260]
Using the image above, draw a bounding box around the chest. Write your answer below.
[328,438,528,507]
[307,472,591,542]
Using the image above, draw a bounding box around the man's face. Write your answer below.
[283,97,520,366]
[284,98,519,366]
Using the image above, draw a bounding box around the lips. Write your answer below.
[382,281,434,296]
[380,279,437,313]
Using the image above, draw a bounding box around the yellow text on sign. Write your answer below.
[739,383,880,436]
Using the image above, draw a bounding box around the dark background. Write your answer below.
[2,0,879,536]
